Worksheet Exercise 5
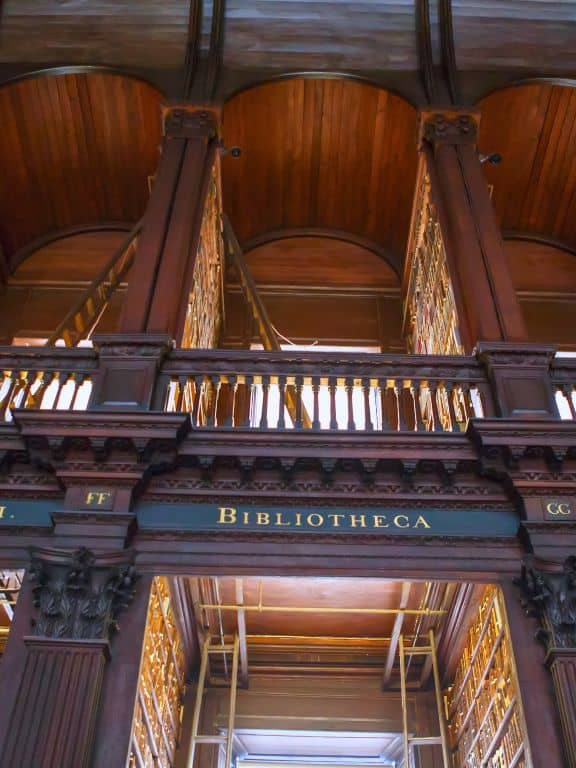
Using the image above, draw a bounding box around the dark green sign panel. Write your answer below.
[136,503,519,537]
[0,499,54,527]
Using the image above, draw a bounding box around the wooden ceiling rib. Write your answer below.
[480,83,576,250]
[222,78,419,265]
[0,72,163,264]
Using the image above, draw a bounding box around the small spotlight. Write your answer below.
[479,152,502,166]
[219,141,242,158]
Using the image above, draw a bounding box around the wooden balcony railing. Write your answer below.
[0,346,97,421]
[2,345,573,432]
[550,356,576,419]
[157,350,493,433]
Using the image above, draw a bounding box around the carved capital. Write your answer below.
[420,110,480,148]
[28,547,139,641]
[515,555,576,651]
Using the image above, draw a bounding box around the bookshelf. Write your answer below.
[130,577,187,768]
[404,172,463,356]
[446,587,530,768]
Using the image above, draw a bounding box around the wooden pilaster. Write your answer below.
[546,648,576,768]
[120,104,219,341]
[420,110,527,352]
[0,548,142,768]
[500,579,565,768]
[91,574,153,768]
[514,557,576,767]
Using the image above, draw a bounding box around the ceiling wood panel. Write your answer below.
[452,0,576,72]
[0,72,162,262]
[0,1,189,68]
[223,1,418,71]
[207,577,429,638]
[222,78,419,264]
[479,84,576,249]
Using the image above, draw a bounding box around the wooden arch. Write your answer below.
[479,81,576,253]
[0,69,164,272]
[221,77,419,274]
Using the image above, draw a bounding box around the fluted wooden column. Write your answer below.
[420,110,527,352]
[0,548,145,768]
[515,556,576,767]
[500,579,565,767]
[547,648,576,767]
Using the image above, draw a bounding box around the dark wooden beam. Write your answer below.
[120,105,218,337]
[205,0,225,101]
[184,0,203,98]
[416,0,436,103]
[421,111,528,349]
[439,0,460,104]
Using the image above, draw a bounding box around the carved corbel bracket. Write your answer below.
[468,419,576,472]
[10,410,190,495]
[28,546,139,641]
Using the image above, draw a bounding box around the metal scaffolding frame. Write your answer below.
[187,634,240,768]
[398,630,450,768]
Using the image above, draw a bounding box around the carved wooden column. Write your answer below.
[515,556,576,767]
[420,110,527,352]
[120,104,219,341]
[0,547,144,768]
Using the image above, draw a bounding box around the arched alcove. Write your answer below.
[221,77,418,351]
[0,70,163,270]
[479,82,576,348]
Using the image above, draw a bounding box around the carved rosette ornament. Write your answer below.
[29,547,139,640]
[515,556,576,650]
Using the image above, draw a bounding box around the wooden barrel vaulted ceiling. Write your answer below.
[222,77,419,276]
[0,71,163,269]
[479,83,576,251]
[479,82,576,347]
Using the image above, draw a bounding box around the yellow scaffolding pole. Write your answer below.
[186,634,240,768]
[398,629,451,768]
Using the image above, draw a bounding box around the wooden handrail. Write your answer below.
[223,215,311,428]
[46,220,143,347]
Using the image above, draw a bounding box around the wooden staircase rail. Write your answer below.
[222,214,311,428]
[46,220,143,347]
